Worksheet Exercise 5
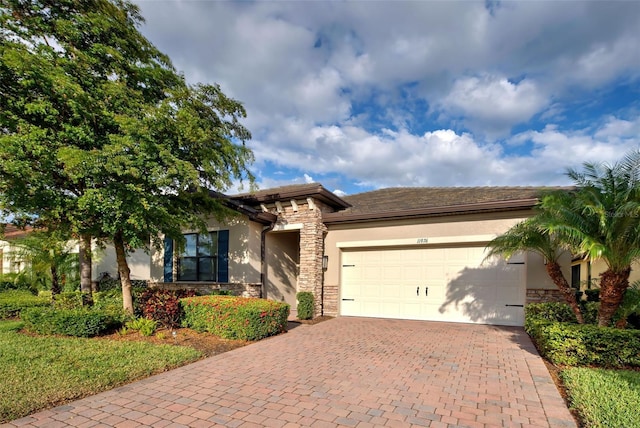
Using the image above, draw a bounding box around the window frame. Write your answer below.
[177,232,219,282]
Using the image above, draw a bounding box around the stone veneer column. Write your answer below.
[274,199,328,317]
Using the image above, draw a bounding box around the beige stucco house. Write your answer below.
[151,183,570,327]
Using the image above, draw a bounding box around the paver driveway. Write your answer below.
[5,317,576,428]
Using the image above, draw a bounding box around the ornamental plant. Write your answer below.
[136,288,195,328]
[296,291,314,320]
[181,295,289,340]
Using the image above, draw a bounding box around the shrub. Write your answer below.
[0,290,50,319]
[526,319,640,368]
[524,302,577,331]
[21,307,121,337]
[52,291,84,309]
[525,302,640,368]
[125,318,157,336]
[581,301,600,325]
[0,273,38,294]
[136,288,195,328]
[182,296,289,340]
[296,291,314,320]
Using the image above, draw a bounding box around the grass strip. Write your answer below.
[561,367,640,428]
[0,321,201,422]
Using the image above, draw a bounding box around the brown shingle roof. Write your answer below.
[343,187,552,214]
[1,224,33,240]
[323,186,567,223]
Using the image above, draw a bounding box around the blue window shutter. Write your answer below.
[217,230,229,283]
[163,237,173,283]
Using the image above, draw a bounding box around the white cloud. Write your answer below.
[439,75,549,137]
[134,1,640,191]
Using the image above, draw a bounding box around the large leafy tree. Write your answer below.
[542,151,640,327]
[0,0,253,313]
[486,218,584,323]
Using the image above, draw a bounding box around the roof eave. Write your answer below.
[233,184,352,210]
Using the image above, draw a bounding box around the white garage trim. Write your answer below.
[336,234,497,249]
[339,245,525,326]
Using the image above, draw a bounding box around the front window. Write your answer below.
[178,232,219,281]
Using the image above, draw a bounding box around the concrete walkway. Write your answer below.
[4,318,576,428]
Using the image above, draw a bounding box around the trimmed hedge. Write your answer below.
[525,302,640,368]
[0,291,50,319]
[181,296,289,340]
[21,307,121,337]
[296,291,314,320]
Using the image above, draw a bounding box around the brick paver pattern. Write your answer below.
[4,317,576,428]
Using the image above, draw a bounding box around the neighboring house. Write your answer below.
[0,224,33,276]
[570,258,640,291]
[0,224,149,285]
[151,183,572,327]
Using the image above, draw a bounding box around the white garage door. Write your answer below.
[340,246,525,326]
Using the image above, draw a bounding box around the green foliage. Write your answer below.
[562,368,640,428]
[5,231,78,294]
[524,302,577,327]
[525,305,640,368]
[0,290,50,319]
[296,291,314,320]
[581,302,600,325]
[125,317,157,337]
[21,307,121,337]
[210,289,234,296]
[0,273,38,294]
[182,296,290,341]
[0,0,255,315]
[135,288,195,328]
[613,284,640,328]
[0,320,201,422]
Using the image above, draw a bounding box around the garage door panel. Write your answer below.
[341,246,525,326]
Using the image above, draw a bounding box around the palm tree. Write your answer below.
[541,150,640,327]
[486,218,584,323]
[10,230,78,296]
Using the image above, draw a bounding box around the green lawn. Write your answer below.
[561,367,640,428]
[0,320,202,423]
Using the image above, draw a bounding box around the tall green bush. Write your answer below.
[296,291,314,320]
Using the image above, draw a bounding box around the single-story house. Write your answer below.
[149,183,578,327]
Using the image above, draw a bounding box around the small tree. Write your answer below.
[9,229,78,296]
[542,150,640,327]
[486,218,584,323]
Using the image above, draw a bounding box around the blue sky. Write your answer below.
[135,0,640,197]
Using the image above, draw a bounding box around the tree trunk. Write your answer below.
[113,231,134,315]
[78,234,93,306]
[598,268,630,327]
[50,264,61,297]
[546,261,584,324]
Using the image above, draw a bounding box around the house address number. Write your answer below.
[416,238,429,244]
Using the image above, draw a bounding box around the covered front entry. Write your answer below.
[340,245,525,326]
[264,231,300,310]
